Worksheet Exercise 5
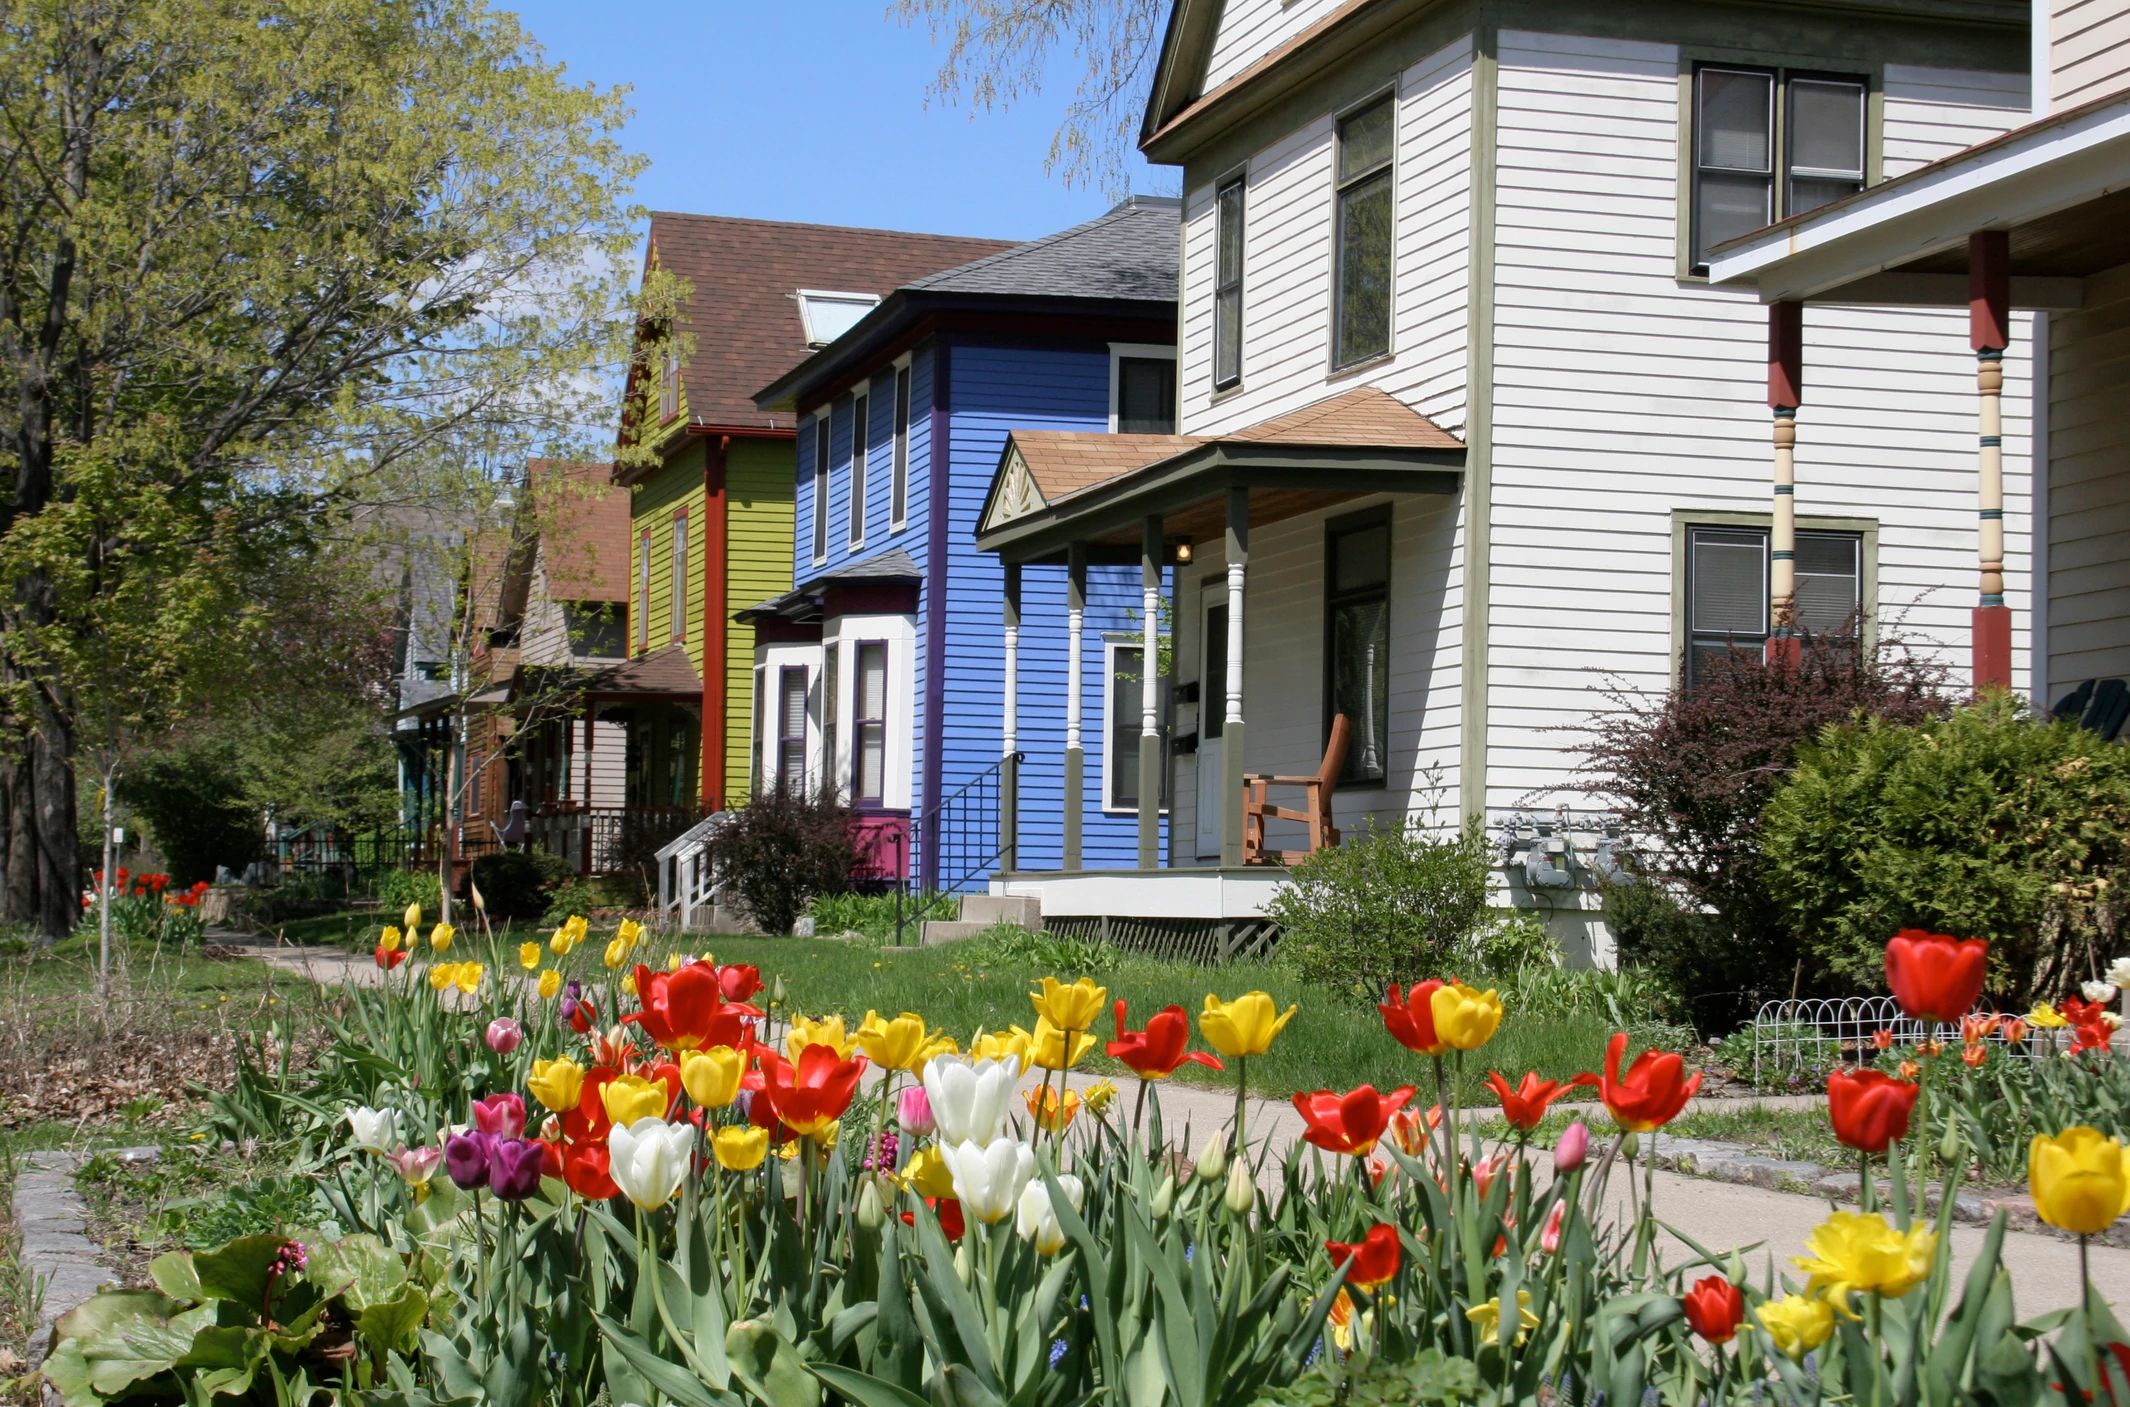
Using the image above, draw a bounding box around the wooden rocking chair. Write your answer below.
[1241,713,1351,866]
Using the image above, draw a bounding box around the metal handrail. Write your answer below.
[896,751,1021,945]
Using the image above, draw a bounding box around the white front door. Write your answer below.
[1195,594,1229,859]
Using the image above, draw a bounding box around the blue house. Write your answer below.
[747,198,1179,893]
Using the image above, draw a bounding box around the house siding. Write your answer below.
[1484,30,2033,811]
[631,442,707,667]
[2052,0,2130,110]
[725,438,797,802]
[1203,0,1349,90]
[2046,261,2130,693]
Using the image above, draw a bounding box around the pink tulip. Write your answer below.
[485,1017,523,1055]
[897,1084,935,1138]
[471,1091,526,1139]
[1554,1120,1590,1174]
[385,1146,442,1187]
[1540,1200,1567,1254]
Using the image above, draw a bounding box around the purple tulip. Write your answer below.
[486,1017,523,1055]
[1554,1120,1590,1175]
[445,1130,494,1190]
[488,1137,546,1201]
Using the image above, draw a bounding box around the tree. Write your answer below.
[891,0,1167,197]
[0,0,643,937]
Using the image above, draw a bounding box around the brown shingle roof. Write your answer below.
[528,460,631,603]
[1010,432,1206,502]
[644,214,1016,434]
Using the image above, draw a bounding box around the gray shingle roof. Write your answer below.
[902,196,1179,303]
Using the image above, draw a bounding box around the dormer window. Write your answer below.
[797,290,881,348]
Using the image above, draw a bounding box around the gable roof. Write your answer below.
[526,460,631,603]
[755,196,1182,412]
[640,213,1015,436]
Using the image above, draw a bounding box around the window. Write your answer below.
[658,349,680,422]
[796,290,881,347]
[821,643,839,803]
[749,668,765,795]
[1105,642,1171,810]
[1114,354,1177,434]
[811,414,830,562]
[1214,178,1245,388]
[466,750,484,816]
[1325,511,1390,785]
[1683,523,1863,685]
[669,724,691,806]
[636,530,650,650]
[670,513,689,642]
[776,666,808,791]
[1690,66,1865,272]
[565,603,625,659]
[1333,94,1395,369]
[849,392,869,547]
[852,641,888,805]
[891,364,912,530]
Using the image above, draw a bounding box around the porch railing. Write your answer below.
[895,752,1021,945]
[528,804,705,879]
[655,813,730,930]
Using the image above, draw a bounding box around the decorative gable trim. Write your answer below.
[982,445,1050,534]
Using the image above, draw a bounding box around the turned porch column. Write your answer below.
[1766,300,1805,665]
[1221,489,1249,868]
[1063,545,1086,872]
[1138,516,1162,870]
[1000,561,1020,872]
[1970,229,2014,691]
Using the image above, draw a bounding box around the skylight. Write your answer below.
[796,289,880,347]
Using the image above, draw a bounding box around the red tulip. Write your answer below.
[1825,1068,1918,1154]
[1484,1070,1597,1131]
[1324,1223,1401,1289]
[1107,1000,1224,1080]
[1378,980,1449,1057]
[1292,1084,1417,1156]
[1884,929,1988,1024]
[1682,1275,1744,1344]
[718,963,763,1002]
[563,1140,619,1200]
[1592,1032,1702,1133]
[374,944,406,970]
[2063,996,2117,1056]
[631,962,756,1050]
[901,1197,966,1242]
[759,1044,866,1137]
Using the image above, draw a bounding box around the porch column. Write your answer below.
[1001,562,1020,873]
[1970,229,2014,690]
[1138,516,1162,869]
[1063,545,1086,872]
[1766,301,1804,665]
[1221,489,1249,868]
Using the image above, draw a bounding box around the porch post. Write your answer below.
[1766,301,1804,665]
[1000,562,1020,873]
[1138,516,1162,870]
[1221,489,1249,868]
[1063,545,1086,872]
[1970,229,2014,690]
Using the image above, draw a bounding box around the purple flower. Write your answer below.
[488,1137,546,1202]
[445,1130,494,1190]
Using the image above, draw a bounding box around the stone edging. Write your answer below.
[16,1148,155,1364]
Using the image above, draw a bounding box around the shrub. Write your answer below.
[804,890,954,944]
[1577,628,1950,1032]
[1460,910,1559,974]
[468,848,576,922]
[1762,695,2130,1006]
[541,877,603,927]
[375,867,441,917]
[1267,806,1490,1004]
[701,786,857,936]
[120,743,263,884]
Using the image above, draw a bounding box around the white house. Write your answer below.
[977,0,2047,961]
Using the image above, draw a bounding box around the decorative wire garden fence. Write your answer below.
[1749,995,2062,1087]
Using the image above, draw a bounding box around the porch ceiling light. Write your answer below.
[1173,541,1193,564]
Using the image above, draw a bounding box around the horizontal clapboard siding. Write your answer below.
[1486,30,2032,811]
[725,438,796,801]
[2053,0,2130,110]
[2046,261,2130,693]
[1203,0,1348,90]
[632,445,704,666]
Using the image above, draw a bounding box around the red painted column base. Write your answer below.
[1972,604,2013,692]
[1764,635,1803,667]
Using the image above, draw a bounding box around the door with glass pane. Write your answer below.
[1195,594,1228,859]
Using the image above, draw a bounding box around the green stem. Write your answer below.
[1233,1055,1249,1158]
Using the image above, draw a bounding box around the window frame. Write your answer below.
[1101,635,1171,814]
[658,349,680,423]
[749,665,765,796]
[1107,343,1178,434]
[810,409,830,564]
[1670,510,1878,686]
[890,357,912,532]
[1212,175,1246,390]
[850,639,889,807]
[1322,505,1394,789]
[1330,89,1397,373]
[776,665,809,793]
[669,510,689,643]
[636,529,651,652]
[849,389,870,549]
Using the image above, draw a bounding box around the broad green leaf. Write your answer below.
[808,1362,937,1407]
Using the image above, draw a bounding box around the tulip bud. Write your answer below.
[1195,1133,1228,1183]
[953,1241,974,1285]
[470,882,486,915]
[1620,1131,1640,1162]
[1938,1125,1963,1164]
[485,1017,522,1055]
[1224,1157,1255,1216]
[855,1178,886,1231]
[771,974,789,1008]
[1150,1174,1176,1220]
[1553,1121,1590,1175]
[779,1157,803,1200]
[897,1085,936,1139]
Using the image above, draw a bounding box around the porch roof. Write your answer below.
[976,386,1464,564]
[511,644,702,705]
[733,548,925,625]
[1707,87,2130,305]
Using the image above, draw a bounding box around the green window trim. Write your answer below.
[1668,509,1880,686]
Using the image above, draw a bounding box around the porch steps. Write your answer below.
[920,894,1042,946]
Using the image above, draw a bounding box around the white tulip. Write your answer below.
[607,1116,695,1211]
[922,1055,1022,1147]
[347,1105,398,1155]
[944,1137,1035,1225]
[2107,956,2130,992]
[2083,980,2117,1006]
[1015,1173,1084,1254]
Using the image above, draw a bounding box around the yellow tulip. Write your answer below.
[970,1027,1033,1067]
[453,962,484,994]
[427,962,457,992]
[787,1014,857,1063]
[713,1126,769,1172]
[617,918,644,947]
[403,902,422,931]
[1790,1211,1935,1318]
[564,914,589,944]
[1465,1290,1540,1347]
[1030,976,1108,1031]
[603,936,628,970]
[518,942,541,971]
[429,922,454,952]
[550,927,574,956]
[378,926,403,954]
[537,968,562,1000]
[1082,1079,1119,1115]
[601,1074,671,1127]
[896,1144,958,1199]
[528,1057,586,1114]
[857,1010,957,1072]
[1754,1294,1835,1361]
[680,1045,746,1108]
[1429,982,1503,1051]
[667,951,684,971]
[1198,991,1297,1059]
[2028,1002,2070,1029]
[1026,1086,1081,1131]
[1023,1018,1095,1072]
[2028,1127,2130,1235]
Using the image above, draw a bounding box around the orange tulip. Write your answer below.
[1484,1070,1597,1132]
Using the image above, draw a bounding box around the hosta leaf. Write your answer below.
[190,1236,292,1306]
[355,1287,429,1356]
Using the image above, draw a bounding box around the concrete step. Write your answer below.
[920,919,1007,947]
[956,894,1042,930]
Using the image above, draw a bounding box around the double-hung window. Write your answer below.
[1114,354,1177,434]
[1213,178,1245,388]
[1326,512,1390,785]
[1333,94,1395,369]
[776,666,808,792]
[852,642,887,806]
[849,391,869,547]
[1105,642,1171,810]
[1690,66,1866,272]
[636,530,650,651]
[669,513,688,642]
[811,413,830,562]
[1683,523,1863,685]
[891,365,912,530]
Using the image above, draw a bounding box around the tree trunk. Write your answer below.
[1,663,79,942]
[97,759,115,996]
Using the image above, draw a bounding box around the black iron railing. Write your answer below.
[895,752,1019,945]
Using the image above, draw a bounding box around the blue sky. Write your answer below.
[507,2,1169,248]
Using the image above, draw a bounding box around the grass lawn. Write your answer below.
[247,908,377,950]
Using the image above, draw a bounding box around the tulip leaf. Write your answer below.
[807,1362,936,1407]
[940,1363,1007,1407]
[592,1310,735,1407]
[871,1216,923,1395]
[726,1318,821,1407]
